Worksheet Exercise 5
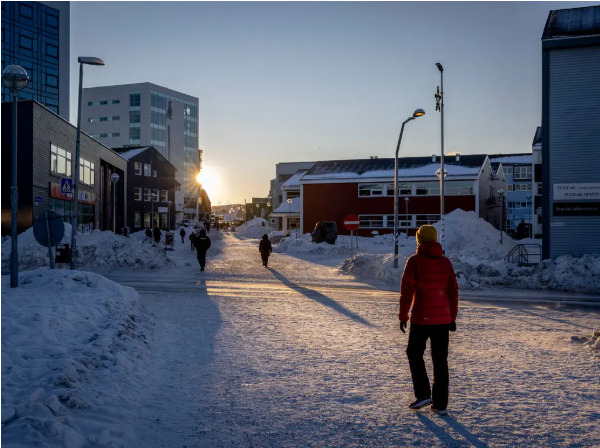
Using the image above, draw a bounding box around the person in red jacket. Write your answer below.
[399,224,458,415]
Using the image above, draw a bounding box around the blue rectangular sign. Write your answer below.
[60,178,73,194]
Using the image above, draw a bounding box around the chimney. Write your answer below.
[455,153,461,162]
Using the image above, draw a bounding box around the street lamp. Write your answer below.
[404,197,409,239]
[393,108,425,268]
[256,203,260,218]
[435,62,446,254]
[167,200,172,230]
[2,65,29,288]
[497,189,506,244]
[71,56,104,270]
[151,192,158,227]
[110,172,120,233]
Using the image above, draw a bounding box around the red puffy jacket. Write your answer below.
[399,241,459,325]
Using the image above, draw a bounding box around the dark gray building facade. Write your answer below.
[541,5,600,258]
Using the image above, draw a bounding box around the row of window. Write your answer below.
[133,188,169,202]
[134,212,168,230]
[88,99,120,106]
[513,166,532,180]
[50,144,95,186]
[508,201,533,209]
[88,115,120,122]
[134,162,157,177]
[358,181,474,197]
[91,132,120,139]
[507,183,532,191]
[358,214,442,229]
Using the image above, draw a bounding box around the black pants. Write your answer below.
[406,323,450,409]
[197,251,207,271]
[261,253,269,267]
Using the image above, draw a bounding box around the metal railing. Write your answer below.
[504,244,542,267]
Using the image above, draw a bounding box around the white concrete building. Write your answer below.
[81,83,201,221]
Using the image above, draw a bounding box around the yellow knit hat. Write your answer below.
[416,225,437,244]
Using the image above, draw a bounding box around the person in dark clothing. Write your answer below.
[399,225,459,416]
[259,234,273,267]
[204,220,211,233]
[180,227,186,243]
[152,226,162,244]
[193,228,211,271]
[189,231,196,251]
[145,228,153,239]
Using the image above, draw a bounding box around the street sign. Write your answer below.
[33,211,65,248]
[343,214,360,231]
[34,196,43,204]
[60,178,73,194]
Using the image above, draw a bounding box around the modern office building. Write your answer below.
[1,100,127,236]
[81,83,201,222]
[1,1,70,119]
[542,5,600,258]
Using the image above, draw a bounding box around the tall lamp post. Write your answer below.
[393,109,425,268]
[2,65,29,288]
[110,172,119,233]
[435,62,446,253]
[71,56,104,270]
[167,200,172,230]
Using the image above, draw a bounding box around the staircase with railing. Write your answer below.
[504,244,542,267]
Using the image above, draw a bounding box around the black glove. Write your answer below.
[449,321,456,332]
[400,321,407,333]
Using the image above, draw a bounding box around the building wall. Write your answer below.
[543,43,600,258]
[301,182,476,237]
[477,157,505,230]
[1,101,127,236]
[1,1,70,119]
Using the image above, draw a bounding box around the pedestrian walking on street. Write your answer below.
[189,231,196,251]
[399,224,459,416]
[259,234,273,267]
[145,227,153,240]
[205,220,211,233]
[152,226,162,244]
[193,228,211,271]
[180,227,186,244]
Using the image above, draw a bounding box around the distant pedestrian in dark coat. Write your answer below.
[145,228,152,239]
[259,234,273,267]
[189,231,196,251]
[180,227,186,243]
[153,226,162,244]
[205,220,211,233]
[193,229,211,271]
[399,225,459,416]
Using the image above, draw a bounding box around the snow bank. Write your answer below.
[1,268,154,447]
[235,218,270,239]
[571,329,600,357]
[1,224,172,272]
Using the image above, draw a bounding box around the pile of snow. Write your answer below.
[571,329,600,357]
[235,217,270,239]
[1,224,172,272]
[1,268,154,447]
[276,232,398,255]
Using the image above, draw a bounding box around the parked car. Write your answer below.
[312,221,338,244]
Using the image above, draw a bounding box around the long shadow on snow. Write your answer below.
[416,413,489,448]
[268,267,375,327]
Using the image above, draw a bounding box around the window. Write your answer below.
[134,188,142,201]
[385,215,412,228]
[514,166,532,180]
[153,189,160,202]
[130,110,140,123]
[130,92,141,107]
[19,35,33,50]
[445,181,474,195]
[134,162,143,175]
[134,212,142,228]
[415,182,440,196]
[358,183,384,197]
[386,183,412,196]
[507,184,514,191]
[416,215,441,226]
[153,170,157,178]
[144,163,152,177]
[143,213,151,228]
[46,43,58,58]
[144,189,152,201]
[503,166,513,175]
[129,127,140,141]
[19,4,33,18]
[80,158,95,186]
[45,12,58,28]
[161,190,168,202]
[359,215,384,228]
[50,144,71,176]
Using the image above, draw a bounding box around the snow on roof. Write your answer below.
[543,5,600,40]
[302,163,480,181]
[282,170,308,189]
[271,197,301,215]
[118,147,152,160]
[488,154,532,165]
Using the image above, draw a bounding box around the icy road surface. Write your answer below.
[104,233,600,448]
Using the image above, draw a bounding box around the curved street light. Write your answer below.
[394,109,425,268]
[2,65,30,288]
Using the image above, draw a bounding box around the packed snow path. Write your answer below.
[104,233,599,448]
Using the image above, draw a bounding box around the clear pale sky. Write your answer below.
[69,1,594,205]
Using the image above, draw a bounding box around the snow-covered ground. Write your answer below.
[1,215,599,447]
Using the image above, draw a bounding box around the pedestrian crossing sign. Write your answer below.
[60,178,73,194]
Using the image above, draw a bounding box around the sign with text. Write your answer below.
[553,202,600,216]
[553,183,600,201]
